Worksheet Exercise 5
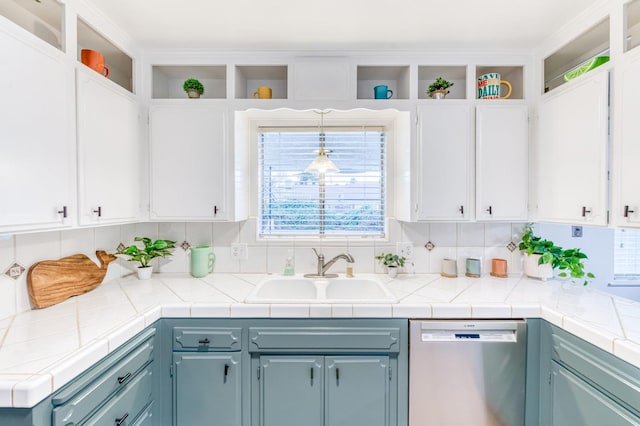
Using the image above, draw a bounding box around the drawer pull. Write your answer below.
[198,338,210,345]
[625,205,635,218]
[117,372,131,385]
[115,413,129,426]
[336,367,340,385]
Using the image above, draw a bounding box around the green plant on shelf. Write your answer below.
[183,78,204,95]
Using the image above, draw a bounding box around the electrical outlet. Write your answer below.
[572,226,583,238]
[396,242,414,260]
[231,243,248,260]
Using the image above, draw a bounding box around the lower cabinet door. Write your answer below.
[259,356,324,426]
[173,353,241,426]
[551,363,640,426]
[325,356,390,426]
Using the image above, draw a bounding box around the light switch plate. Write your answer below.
[231,243,248,260]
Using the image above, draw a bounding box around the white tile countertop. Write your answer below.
[2,272,640,408]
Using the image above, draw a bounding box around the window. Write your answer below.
[258,127,386,238]
[613,228,640,283]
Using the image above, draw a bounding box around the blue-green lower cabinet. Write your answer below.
[259,356,323,426]
[550,362,640,426]
[173,353,241,426]
[258,355,390,426]
[536,321,640,426]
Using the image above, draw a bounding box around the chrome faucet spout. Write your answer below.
[304,249,355,278]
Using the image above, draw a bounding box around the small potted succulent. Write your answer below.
[428,77,454,99]
[116,237,176,279]
[375,252,407,278]
[183,78,204,99]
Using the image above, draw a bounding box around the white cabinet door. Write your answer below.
[476,104,528,221]
[417,104,473,221]
[0,31,73,232]
[537,71,608,225]
[614,52,640,227]
[149,103,227,220]
[76,68,140,225]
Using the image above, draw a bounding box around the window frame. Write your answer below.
[244,109,401,243]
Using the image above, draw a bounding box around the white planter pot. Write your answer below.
[387,266,398,278]
[523,254,553,281]
[137,266,153,280]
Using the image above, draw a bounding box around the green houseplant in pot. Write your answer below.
[428,77,454,99]
[116,237,176,279]
[518,224,594,285]
[183,78,204,99]
[375,252,406,278]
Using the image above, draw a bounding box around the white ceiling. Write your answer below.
[85,0,602,51]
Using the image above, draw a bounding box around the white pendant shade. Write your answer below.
[305,149,339,173]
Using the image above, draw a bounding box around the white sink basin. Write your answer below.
[244,275,398,304]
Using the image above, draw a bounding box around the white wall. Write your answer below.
[0,220,528,320]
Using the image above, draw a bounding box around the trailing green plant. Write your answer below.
[116,237,176,268]
[375,252,406,268]
[183,78,204,95]
[518,224,595,285]
[428,77,454,94]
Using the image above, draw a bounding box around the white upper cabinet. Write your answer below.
[416,103,474,221]
[0,30,74,233]
[149,103,228,221]
[613,51,640,227]
[476,104,528,221]
[537,70,609,225]
[293,57,350,101]
[76,67,140,225]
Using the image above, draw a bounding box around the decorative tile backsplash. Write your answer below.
[0,220,528,320]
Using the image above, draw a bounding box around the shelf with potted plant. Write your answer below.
[152,65,227,99]
[518,224,595,285]
[418,65,466,99]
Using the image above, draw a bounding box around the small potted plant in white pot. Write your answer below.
[183,78,204,99]
[428,77,454,99]
[375,252,406,278]
[116,237,176,280]
[518,224,594,285]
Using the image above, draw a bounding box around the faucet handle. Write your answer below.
[312,248,320,258]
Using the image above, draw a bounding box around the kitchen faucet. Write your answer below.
[304,248,355,278]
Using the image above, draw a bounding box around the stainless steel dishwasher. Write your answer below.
[409,320,527,426]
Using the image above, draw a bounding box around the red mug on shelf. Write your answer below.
[80,49,110,78]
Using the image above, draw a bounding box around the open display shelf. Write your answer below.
[0,0,63,50]
[357,65,410,100]
[475,65,524,100]
[77,18,133,93]
[418,66,467,99]
[544,17,610,93]
[153,65,227,99]
[235,65,288,99]
[627,0,640,53]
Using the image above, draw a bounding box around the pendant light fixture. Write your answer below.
[305,111,339,173]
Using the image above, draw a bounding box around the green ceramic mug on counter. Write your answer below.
[190,245,215,278]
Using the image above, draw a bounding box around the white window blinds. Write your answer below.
[613,228,640,282]
[258,127,386,237]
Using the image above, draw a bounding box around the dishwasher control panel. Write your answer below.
[420,330,516,342]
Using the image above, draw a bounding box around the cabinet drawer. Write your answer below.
[249,327,401,353]
[52,330,155,425]
[173,327,242,351]
[83,365,153,426]
[131,401,153,426]
[551,363,640,426]
[552,331,640,413]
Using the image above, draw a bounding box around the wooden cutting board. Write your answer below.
[27,250,117,309]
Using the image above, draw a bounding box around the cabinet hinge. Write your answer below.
[257,366,260,380]
[389,366,392,381]
[607,210,610,224]
[548,371,552,385]
[170,364,174,377]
